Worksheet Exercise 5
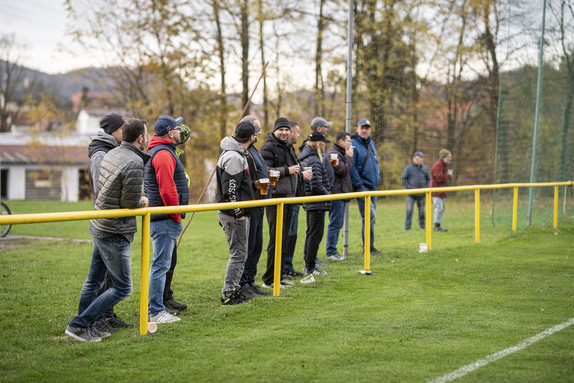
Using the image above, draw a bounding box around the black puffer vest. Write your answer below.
[144,143,189,222]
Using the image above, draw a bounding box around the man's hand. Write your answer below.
[346,145,354,157]
[140,196,149,207]
[288,165,301,175]
[302,170,313,180]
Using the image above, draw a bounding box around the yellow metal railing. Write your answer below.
[0,181,571,334]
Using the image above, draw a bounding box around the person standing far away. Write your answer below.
[401,152,430,230]
[283,120,312,279]
[325,131,354,261]
[299,131,332,276]
[430,149,453,232]
[144,115,189,325]
[163,124,192,316]
[350,118,382,255]
[237,116,272,297]
[65,118,149,342]
[85,112,135,333]
[259,117,305,290]
[216,122,258,305]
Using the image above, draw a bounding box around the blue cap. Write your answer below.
[154,115,184,136]
[357,118,371,127]
[414,151,424,158]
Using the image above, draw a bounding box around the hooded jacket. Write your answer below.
[88,130,118,199]
[216,136,255,218]
[260,132,302,198]
[350,132,380,190]
[144,136,189,222]
[298,144,332,211]
[91,141,150,236]
[402,163,430,199]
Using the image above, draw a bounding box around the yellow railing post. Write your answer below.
[140,213,151,335]
[553,185,559,229]
[364,196,371,271]
[426,191,432,251]
[273,203,284,297]
[475,189,480,244]
[512,187,518,234]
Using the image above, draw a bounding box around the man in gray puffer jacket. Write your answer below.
[66,119,149,342]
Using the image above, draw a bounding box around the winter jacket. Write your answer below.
[88,130,118,199]
[260,132,303,198]
[430,158,452,198]
[350,132,380,190]
[401,163,430,199]
[300,137,335,187]
[144,136,189,222]
[298,145,332,211]
[247,145,268,200]
[216,136,255,218]
[91,141,150,235]
[326,143,354,195]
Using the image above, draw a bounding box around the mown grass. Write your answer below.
[0,198,573,382]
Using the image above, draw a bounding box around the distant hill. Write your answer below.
[1,60,115,103]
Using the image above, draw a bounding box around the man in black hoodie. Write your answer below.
[84,112,133,331]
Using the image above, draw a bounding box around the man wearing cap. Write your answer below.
[401,152,430,230]
[237,116,271,297]
[216,122,258,305]
[430,149,453,232]
[84,112,133,331]
[144,115,189,324]
[260,117,311,289]
[162,124,192,315]
[66,118,149,342]
[350,118,382,255]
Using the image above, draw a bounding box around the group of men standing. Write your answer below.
[66,111,453,341]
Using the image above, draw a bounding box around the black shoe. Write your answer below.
[249,283,270,296]
[282,273,293,280]
[221,289,250,306]
[404,227,411,231]
[165,298,187,311]
[105,314,134,328]
[434,227,448,232]
[93,319,117,334]
[65,325,102,342]
[239,284,260,299]
[284,269,304,278]
[370,247,383,255]
[165,305,180,316]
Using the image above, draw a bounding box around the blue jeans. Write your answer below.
[326,199,346,256]
[356,186,377,250]
[70,235,133,329]
[405,195,426,229]
[149,219,182,316]
[432,197,446,224]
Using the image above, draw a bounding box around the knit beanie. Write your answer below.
[179,124,191,143]
[439,149,451,158]
[100,112,126,135]
[273,117,291,131]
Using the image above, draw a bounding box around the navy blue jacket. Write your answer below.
[350,132,380,190]
[298,145,331,211]
[401,163,430,199]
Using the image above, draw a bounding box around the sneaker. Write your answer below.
[369,247,383,255]
[284,269,304,278]
[434,227,448,232]
[165,305,180,316]
[149,310,181,324]
[239,284,260,299]
[249,284,270,296]
[90,325,112,338]
[93,319,117,334]
[165,298,187,311]
[261,282,284,289]
[304,267,328,276]
[326,253,347,261]
[65,325,102,342]
[315,258,327,266]
[282,273,293,280]
[404,227,411,231]
[105,314,134,329]
[221,289,250,306]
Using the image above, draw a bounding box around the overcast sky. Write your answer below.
[0,0,93,74]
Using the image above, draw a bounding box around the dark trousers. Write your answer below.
[304,210,326,270]
[240,207,265,286]
[163,245,177,302]
[262,204,294,285]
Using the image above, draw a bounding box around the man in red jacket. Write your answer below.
[430,149,453,232]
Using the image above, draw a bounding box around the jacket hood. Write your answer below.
[220,136,246,153]
[298,144,318,162]
[88,130,118,158]
[147,135,176,151]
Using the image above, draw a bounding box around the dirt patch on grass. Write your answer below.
[0,238,33,251]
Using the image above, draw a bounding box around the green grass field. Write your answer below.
[0,199,573,382]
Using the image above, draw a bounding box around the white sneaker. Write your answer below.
[261,282,284,289]
[326,253,347,261]
[280,279,295,287]
[149,310,181,324]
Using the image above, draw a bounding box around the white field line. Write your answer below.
[428,317,574,383]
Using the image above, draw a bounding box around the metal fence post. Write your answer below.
[140,213,151,335]
[273,203,284,297]
[475,189,480,244]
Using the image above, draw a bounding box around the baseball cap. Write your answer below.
[311,117,333,130]
[154,115,184,136]
[357,118,371,127]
